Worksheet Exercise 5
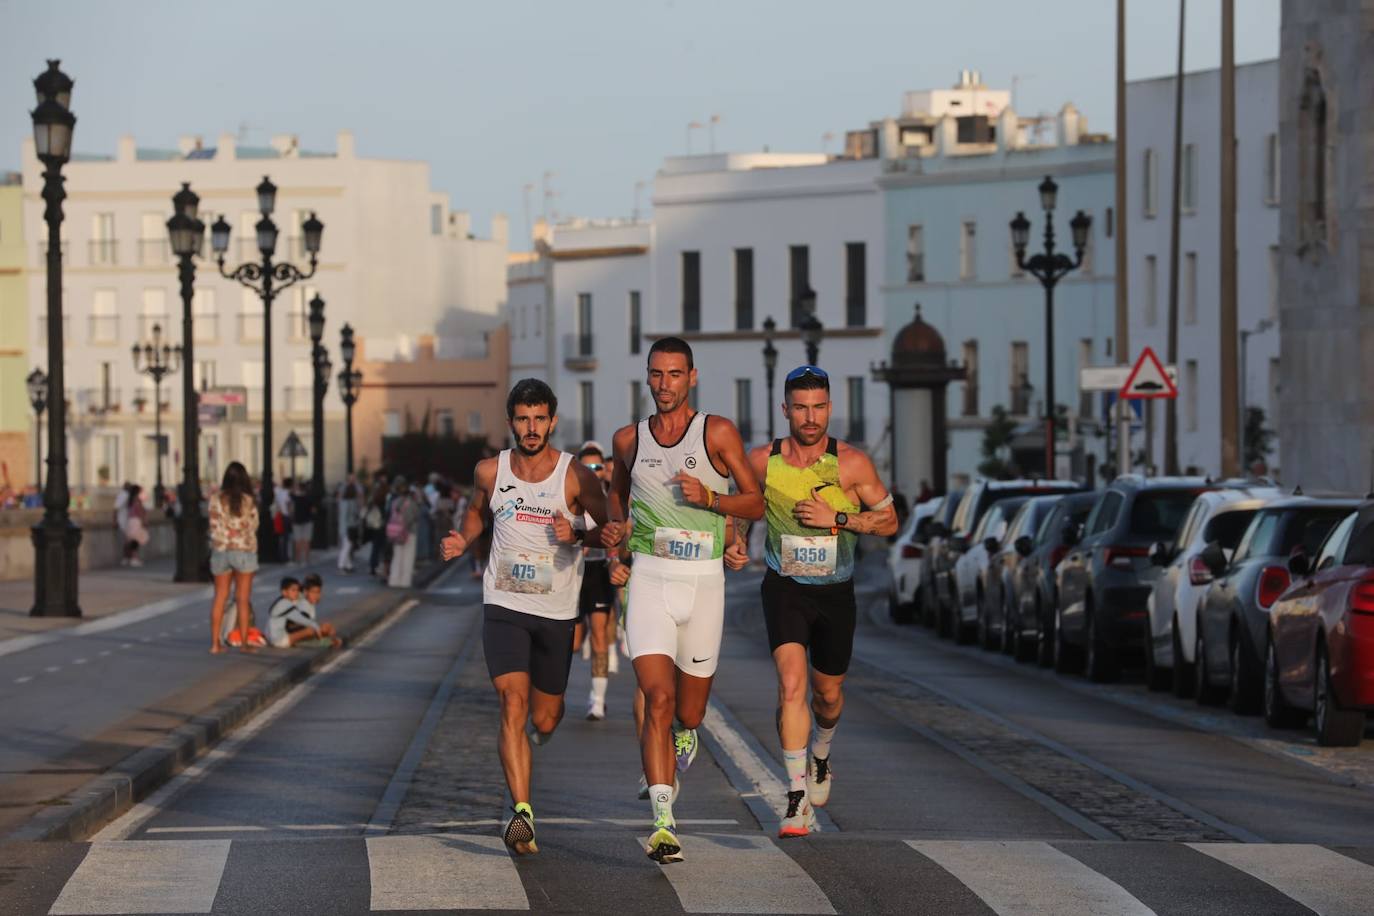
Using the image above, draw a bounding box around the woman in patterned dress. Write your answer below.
[208,461,260,654]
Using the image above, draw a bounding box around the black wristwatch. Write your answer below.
[573,528,587,543]
[834,512,849,530]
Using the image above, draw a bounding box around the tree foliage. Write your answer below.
[977,405,1018,479]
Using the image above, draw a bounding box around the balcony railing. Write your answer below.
[287,311,310,343]
[139,238,171,266]
[562,333,596,371]
[138,314,171,339]
[238,313,265,344]
[88,239,118,266]
[193,314,219,344]
[1010,387,1033,417]
[284,386,314,413]
[77,387,122,414]
[88,314,120,344]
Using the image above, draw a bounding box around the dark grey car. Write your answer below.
[1008,491,1101,666]
[1195,496,1357,711]
[978,495,1061,655]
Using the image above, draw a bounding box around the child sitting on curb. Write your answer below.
[267,574,342,649]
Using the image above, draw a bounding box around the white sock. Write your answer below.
[650,784,675,826]
[812,723,838,761]
[591,676,608,704]
[783,747,808,793]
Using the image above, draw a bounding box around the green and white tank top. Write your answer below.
[628,412,727,563]
[764,437,859,585]
[484,449,583,620]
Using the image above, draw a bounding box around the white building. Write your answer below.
[16,130,507,491]
[1126,60,1280,476]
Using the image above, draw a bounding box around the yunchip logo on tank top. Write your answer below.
[494,495,556,526]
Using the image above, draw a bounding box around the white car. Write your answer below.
[951,497,1031,641]
[887,497,944,623]
[1144,486,1282,696]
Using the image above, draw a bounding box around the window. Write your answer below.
[1086,491,1124,536]
[576,293,593,354]
[959,221,977,279]
[96,434,121,484]
[194,360,216,391]
[1316,513,1355,572]
[139,212,167,265]
[1105,206,1114,239]
[789,245,810,327]
[846,377,865,442]
[1080,219,1095,274]
[436,409,455,437]
[1184,359,1199,432]
[1143,148,1158,218]
[1268,246,1280,319]
[580,382,595,442]
[534,303,542,337]
[735,379,753,442]
[961,340,979,417]
[906,225,924,282]
[734,248,754,330]
[681,251,701,331]
[90,212,116,265]
[1299,67,1328,245]
[1268,357,1280,419]
[1183,252,1197,325]
[98,361,115,411]
[468,411,483,435]
[193,287,218,343]
[1264,132,1280,205]
[430,203,443,235]
[1182,143,1198,213]
[243,432,263,476]
[1078,339,1094,418]
[630,381,645,422]
[241,359,264,411]
[1143,255,1158,327]
[383,410,402,437]
[141,288,169,339]
[629,291,642,354]
[1010,342,1030,415]
[845,242,866,327]
[91,288,118,344]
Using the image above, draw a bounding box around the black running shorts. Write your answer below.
[761,568,857,676]
[578,559,615,618]
[482,603,577,695]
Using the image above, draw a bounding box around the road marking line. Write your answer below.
[1189,843,1374,916]
[72,658,87,665]
[337,586,361,595]
[649,832,835,914]
[145,825,269,834]
[49,839,230,915]
[367,834,529,911]
[91,599,420,842]
[909,840,1156,916]
[699,703,791,822]
[424,817,739,828]
[98,651,111,657]
[45,666,60,673]
[157,631,169,638]
[0,587,215,659]
[14,676,32,684]
[119,644,133,650]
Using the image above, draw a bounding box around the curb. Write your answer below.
[8,561,455,843]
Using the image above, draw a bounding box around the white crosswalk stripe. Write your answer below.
[648,832,835,914]
[1189,843,1374,916]
[907,840,1157,916]
[366,834,529,911]
[48,840,230,915]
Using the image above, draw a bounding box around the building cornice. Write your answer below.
[23,187,347,202]
[877,156,1113,191]
[549,246,648,261]
[645,327,883,343]
[653,183,878,208]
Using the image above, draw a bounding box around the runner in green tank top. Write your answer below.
[725,365,898,838]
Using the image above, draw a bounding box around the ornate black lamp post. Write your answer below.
[798,286,823,366]
[308,294,330,549]
[210,178,323,562]
[761,316,778,441]
[30,59,82,618]
[167,184,209,581]
[26,368,48,491]
[132,324,182,507]
[1010,175,1091,477]
[337,324,362,475]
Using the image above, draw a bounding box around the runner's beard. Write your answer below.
[515,431,549,457]
[791,422,828,447]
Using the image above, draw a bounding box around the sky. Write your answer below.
[1,0,1280,248]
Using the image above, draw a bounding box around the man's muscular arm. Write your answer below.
[607,424,636,524]
[441,458,495,560]
[792,447,898,536]
[564,460,624,548]
[674,416,764,520]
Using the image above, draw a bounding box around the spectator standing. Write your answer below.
[336,475,362,573]
[123,485,149,567]
[274,477,293,562]
[208,461,259,654]
[386,476,420,588]
[366,481,389,577]
[291,477,315,565]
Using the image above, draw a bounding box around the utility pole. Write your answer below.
[1164,0,1186,476]
[1218,0,1240,477]
[1114,0,1132,475]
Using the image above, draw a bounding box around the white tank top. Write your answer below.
[628,411,729,565]
[483,450,583,620]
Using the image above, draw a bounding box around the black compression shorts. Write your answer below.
[482,603,577,695]
[579,560,615,618]
[761,568,857,676]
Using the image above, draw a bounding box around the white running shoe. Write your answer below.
[777,790,816,838]
[587,698,605,721]
[807,755,833,807]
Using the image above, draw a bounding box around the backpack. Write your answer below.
[364,505,383,530]
[386,497,410,544]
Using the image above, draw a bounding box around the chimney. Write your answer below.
[336,130,355,159]
[217,132,237,161]
[879,117,900,159]
[118,135,136,163]
[270,134,298,157]
[1057,103,1081,147]
[998,106,1021,152]
[177,134,203,156]
[490,213,509,244]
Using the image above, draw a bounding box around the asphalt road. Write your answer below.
[4,559,1374,915]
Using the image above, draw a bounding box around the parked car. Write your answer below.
[929,479,1081,640]
[1196,495,1357,713]
[1056,476,1214,682]
[1266,504,1374,746]
[887,496,945,624]
[916,489,964,628]
[1008,491,1101,666]
[951,496,1029,645]
[1144,486,1282,696]
[977,495,1063,653]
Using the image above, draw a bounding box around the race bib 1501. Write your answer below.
[781,534,838,577]
[652,527,714,561]
[493,550,555,594]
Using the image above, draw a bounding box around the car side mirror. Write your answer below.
[1199,541,1228,577]
[1062,521,1081,547]
[1149,541,1171,567]
[931,521,949,538]
[1287,552,1310,577]
[1014,535,1034,557]
[983,536,1001,554]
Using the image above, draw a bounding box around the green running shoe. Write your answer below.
[645,817,683,864]
[503,806,538,855]
[673,726,698,773]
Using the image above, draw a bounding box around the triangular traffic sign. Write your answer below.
[1120,346,1178,399]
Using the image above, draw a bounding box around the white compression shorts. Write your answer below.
[624,554,726,678]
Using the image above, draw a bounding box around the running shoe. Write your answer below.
[527,722,552,746]
[807,755,833,808]
[778,790,814,838]
[587,698,605,721]
[645,816,683,864]
[673,726,699,773]
[502,806,538,855]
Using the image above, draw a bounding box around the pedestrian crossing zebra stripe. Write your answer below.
[1189,843,1374,916]
[366,834,528,912]
[646,832,835,914]
[48,840,230,915]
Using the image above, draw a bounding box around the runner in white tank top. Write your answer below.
[608,338,763,864]
[442,379,624,857]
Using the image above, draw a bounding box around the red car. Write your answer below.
[1265,505,1374,746]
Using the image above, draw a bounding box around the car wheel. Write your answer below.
[1036,598,1055,668]
[1143,619,1171,692]
[1002,594,1018,656]
[1314,642,1365,747]
[953,577,974,645]
[889,588,914,625]
[1263,636,1305,729]
[1171,619,1196,699]
[1053,602,1078,673]
[1195,631,1224,705]
[1228,628,1261,716]
[1083,598,1120,683]
[935,586,952,639]
[977,587,997,651]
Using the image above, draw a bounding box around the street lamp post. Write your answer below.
[1010,175,1092,478]
[30,59,83,618]
[168,183,208,581]
[132,324,182,507]
[1239,318,1275,466]
[308,294,330,549]
[26,368,48,491]
[797,287,823,366]
[337,324,362,475]
[211,178,323,563]
[762,316,778,441]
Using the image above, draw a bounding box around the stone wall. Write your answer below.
[0,509,176,581]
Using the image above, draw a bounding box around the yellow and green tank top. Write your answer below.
[628,412,728,562]
[764,437,859,585]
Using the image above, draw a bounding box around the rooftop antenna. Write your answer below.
[708,114,721,153]
[521,182,534,247]
[686,120,704,154]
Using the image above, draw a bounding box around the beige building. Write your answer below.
[0,176,27,492]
